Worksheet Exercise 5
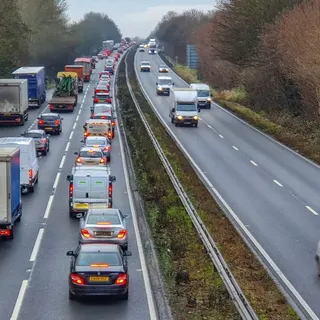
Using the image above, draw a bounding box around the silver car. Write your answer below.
[79,208,129,250]
[82,136,111,162]
[74,146,107,166]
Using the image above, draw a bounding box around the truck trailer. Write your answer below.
[0,147,22,239]
[12,66,46,108]
[0,79,29,126]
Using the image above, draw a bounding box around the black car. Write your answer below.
[37,113,63,134]
[67,243,132,300]
[21,129,50,155]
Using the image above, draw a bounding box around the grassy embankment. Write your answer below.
[159,52,320,165]
[125,49,299,319]
[117,53,240,320]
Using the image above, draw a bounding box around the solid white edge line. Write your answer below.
[69,131,73,140]
[136,53,319,319]
[250,160,258,166]
[10,280,28,320]
[306,206,319,216]
[29,229,44,262]
[59,155,66,169]
[53,172,60,189]
[65,142,70,152]
[116,63,157,319]
[273,180,283,187]
[43,195,54,219]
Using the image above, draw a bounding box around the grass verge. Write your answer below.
[117,53,240,319]
[129,49,299,319]
[160,51,320,165]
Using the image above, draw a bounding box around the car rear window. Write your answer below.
[94,115,111,120]
[23,132,43,138]
[87,213,120,225]
[76,252,121,266]
[79,150,102,158]
[41,115,58,120]
[86,139,106,146]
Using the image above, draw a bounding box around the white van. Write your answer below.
[190,83,212,109]
[0,137,39,193]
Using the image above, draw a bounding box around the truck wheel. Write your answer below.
[19,117,25,126]
[37,99,41,108]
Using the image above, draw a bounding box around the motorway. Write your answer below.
[0,55,153,320]
[135,51,320,318]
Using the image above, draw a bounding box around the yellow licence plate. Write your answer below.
[89,276,109,282]
[45,127,52,130]
[74,203,89,209]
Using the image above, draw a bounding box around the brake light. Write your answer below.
[55,120,60,125]
[48,104,54,110]
[108,183,112,197]
[81,229,91,238]
[117,229,127,239]
[90,263,109,267]
[38,119,44,125]
[69,183,73,196]
[76,157,82,163]
[107,98,111,103]
[100,158,105,164]
[100,116,105,119]
[104,145,111,151]
[70,273,85,285]
[115,273,128,285]
[94,98,99,103]
[91,114,95,118]
[29,169,33,180]
[111,121,115,127]
[0,229,12,237]
[40,138,46,143]
[84,132,88,137]
[107,131,112,138]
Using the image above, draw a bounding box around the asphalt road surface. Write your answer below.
[135,51,320,318]
[0,55,153,320]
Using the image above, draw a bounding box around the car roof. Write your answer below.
[94,112,112,116]
[85,119,109,123]
[41,113,59,117]
[159,65,167,67]
[87,208,120,215]
[25,129,45,134]
[86,136,107,141]
[79,146,102,152]
[158,76,172,80]
[80,243,119,253]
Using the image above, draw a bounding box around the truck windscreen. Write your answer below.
[197,90,210,97]
[176,103,197,111]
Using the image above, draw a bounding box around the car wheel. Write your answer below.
[194,123,198,128]
[69,209,74,218]
[42,150,47,156]
[69,291,76,300]
[107,156,111,162]
[119,290,128,300]
[29,185,34,193]
[47,144,50,152]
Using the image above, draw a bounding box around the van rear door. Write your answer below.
[73,176,90,201]
[89,175,108,200]
[19,147,30,185]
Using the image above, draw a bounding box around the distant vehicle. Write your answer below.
[139,47,145,52]
[140,61,151,72]
[92,111,115,138]
[37,113,63,134]
[21,129,50,155]
[190,83,212,109]
[12,66,46,108]
[83,119,113,141]
[0,147,22,239]
[67,243,131,300]
[93,91,112,104]
[156,76,174,96]
[78,208,129,249]
[158,65,169,73]
[169,88,200,127]
[74,57,92,82]
[74,147,107,166]
[82,136,111,162]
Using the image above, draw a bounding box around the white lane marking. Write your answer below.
[79,109,82,115]
[29,229,44,262]
[273,180,283,187]
[65,142,70,152]
[76,115,79,121]
[69,131,73,140]
[43,195,54,219]
[208,125,212,129]
[10,280,28,320]
[306,206,319,216]
[72,123,77,130]
[59,155,65,169]
[250,160,258,166]
[53,172,60,189]
[219,134,224,138]
[232,146,239,150]
[137,54,319,319]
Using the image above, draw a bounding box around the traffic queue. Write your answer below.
[0,40,134,301]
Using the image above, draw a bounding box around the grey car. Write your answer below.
[78,208,129,250]
[21,129,50,155]
[82,136,111,162]
[74,147,107,166]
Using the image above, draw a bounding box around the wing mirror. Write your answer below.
[80,140,84,143]
[110,176,116,182]
[156,82,158,85]
[198,108,201,113]
[124,251,132,256]
[171,108,175,112]
[83,125,86,129]
[74,152,78,155]
[66,250,74,256]
[66,175,71,181]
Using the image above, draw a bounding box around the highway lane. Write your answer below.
[16,57,153,320]
[135,51,320,317]
[0,80,89,319]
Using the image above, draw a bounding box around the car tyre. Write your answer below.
[194,123,198,128]
[69,209,74,218]
[47,143,50,152]
[107,156,111,162]
[69,291,76,300]
[42,150,47,156]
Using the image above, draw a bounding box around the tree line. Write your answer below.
[150,0,320,118]
[0,0,122,78]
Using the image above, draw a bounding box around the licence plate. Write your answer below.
[45,127,52,130]
[85,160,95,164]
[184,121,191,124]
[95,231,112,236]
[74,203,89,209]
[89,276,109,282]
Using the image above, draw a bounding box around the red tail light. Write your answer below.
[84,132,88,137]
[40,138,46,143]
[117,229,127,239]
[0,229,12,237]
[108,183,112,197]
[76,157,82,163]
[69,183,73,196]
[107,131,112,138]
[29,169,33,180]
[81,229,91,238]
[38,119,44,125]
[100,158,105,164]
[55,120,60,125]
[107,98,111,103]
[111,121,115,127]
[94,98,99,103]
[91,114,95,118]
[104,145,111,151]
[48,104,54,110]
[115,273,128,285]
[70,273,85,285]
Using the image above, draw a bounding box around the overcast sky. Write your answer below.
[66,1,215,38]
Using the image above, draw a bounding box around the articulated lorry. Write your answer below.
[0,147,22,239]
[65,65,84,93]
[48,72,78,112]
[12,66,46,108]
[0,79,29,126]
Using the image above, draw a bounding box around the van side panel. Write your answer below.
[0,162,8,222]
[11,150,20,217]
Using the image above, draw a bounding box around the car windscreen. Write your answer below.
[23,132,43,138]
[159,79,172,85]
[86,139,106,147]
[96,94,110,98]
[159,65,167,69]
[79,150,102,158]
[87,214,120,225]
[197,90,210,97]
[176,103,197,111]
[76,252,121,266]
[141,63,150,66]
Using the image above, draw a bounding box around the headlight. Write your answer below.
[193,116,199,120]
[177,115,183,120]
[158,87,163,91]
[207,98,212,102]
